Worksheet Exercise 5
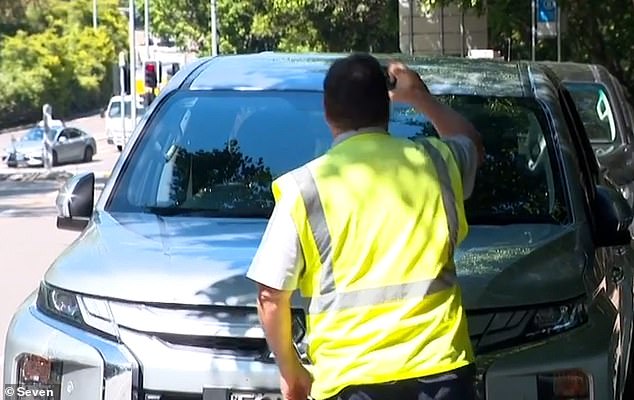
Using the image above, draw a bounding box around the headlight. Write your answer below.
[36,283,120,340]
[525,298,588,338]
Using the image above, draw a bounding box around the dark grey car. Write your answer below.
[540,62,634,208]
[4,54,634,400]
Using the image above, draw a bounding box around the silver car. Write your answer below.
[4,53,634,400]
[2,123,97,167]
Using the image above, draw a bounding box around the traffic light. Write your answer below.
[144,61,158,89]
[123,65,131,94]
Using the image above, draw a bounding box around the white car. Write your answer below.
[103,95,145,151]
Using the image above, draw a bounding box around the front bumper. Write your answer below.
[4,293,621,400]
[5,153,43,167]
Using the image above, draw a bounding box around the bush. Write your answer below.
[0,0,125,129]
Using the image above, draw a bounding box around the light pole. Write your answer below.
[128,0,137,145]
[92,0,98,29]
[144,0,150,59]
[118,51,126,140]
[210,0,218,56]
[531,0,536,61]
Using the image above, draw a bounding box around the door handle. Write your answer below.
[612,265,625,283]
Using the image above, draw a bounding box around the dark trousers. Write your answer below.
[326,364,477,400]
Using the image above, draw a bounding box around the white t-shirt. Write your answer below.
[246,132,479,291]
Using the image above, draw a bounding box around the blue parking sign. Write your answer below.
[538,0,557,22]
[536,0,558,37]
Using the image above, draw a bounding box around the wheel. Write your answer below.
[116,145,123,152]
[83,147,94,162]
[51,151,58,167]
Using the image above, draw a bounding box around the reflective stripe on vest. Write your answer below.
[291,138,459,315]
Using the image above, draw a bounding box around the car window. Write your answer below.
[108,101,144,118]
[564,82,617,143]
[106,90,569,225]
[67,129,82,139]
[21,126,58,141]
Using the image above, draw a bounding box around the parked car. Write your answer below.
[102,94,146,152]
[4,53,634,400]
[1,121,96,167]
[539,62,634,209]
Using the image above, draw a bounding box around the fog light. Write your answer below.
[537,369,590,399]
[16,354,62,400]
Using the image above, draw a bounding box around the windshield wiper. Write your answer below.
[143,206,271,218]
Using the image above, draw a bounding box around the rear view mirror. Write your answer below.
[56,172,95,231]
[594,185,633,246]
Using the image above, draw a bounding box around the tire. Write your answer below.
[51,151,58,167]
[116,145,123,152]
[83,147,94,162]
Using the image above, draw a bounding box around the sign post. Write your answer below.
[118,51,126,144]
[534,0,560,61]
[42,104,53,170]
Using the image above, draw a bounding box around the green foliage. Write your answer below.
[419,0,634,98]
[145,0,399,54]
[0,0,126,129]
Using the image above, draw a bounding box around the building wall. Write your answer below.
[399,1,488,56]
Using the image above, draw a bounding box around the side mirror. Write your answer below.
[56,172,95,231]
[100,108,106,118]
[594,185,633,247]
[58,136,68,143]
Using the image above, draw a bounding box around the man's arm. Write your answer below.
[387,62,485,164]
[256,284,304,377]
[245,197,306,378]
[411,95,484,163]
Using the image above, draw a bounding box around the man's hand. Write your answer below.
[387,61,431,105]
[280,362,313,400]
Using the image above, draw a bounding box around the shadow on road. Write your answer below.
[0,177,108,218]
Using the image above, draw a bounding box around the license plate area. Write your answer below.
[230,392,282,400]
[203,388,282,400]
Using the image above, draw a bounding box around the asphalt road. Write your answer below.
[0,114,114,385]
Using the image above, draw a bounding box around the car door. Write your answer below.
[65,128,86,161]
[559,84,634,396]
[53,128,72,163]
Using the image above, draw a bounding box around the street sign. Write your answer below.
[536,0,558,38]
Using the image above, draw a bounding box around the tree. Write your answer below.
[0,0,127,128]
[144,0,399,54]
[419,0,634,97]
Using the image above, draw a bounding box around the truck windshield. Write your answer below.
[106,90,569,225]
[109,101,145,118]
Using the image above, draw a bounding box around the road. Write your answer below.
[0,114,114,385]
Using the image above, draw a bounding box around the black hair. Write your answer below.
[323,53,390,131]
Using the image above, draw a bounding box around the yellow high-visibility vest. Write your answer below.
[272,132,474,400]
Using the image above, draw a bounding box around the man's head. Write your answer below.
[323,53,390,135]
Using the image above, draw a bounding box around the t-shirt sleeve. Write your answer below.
[442,135,479,200]
[245,197,304,291]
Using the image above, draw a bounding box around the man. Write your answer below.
[246,53,484,400]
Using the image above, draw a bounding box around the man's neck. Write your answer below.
[332,125,388,146]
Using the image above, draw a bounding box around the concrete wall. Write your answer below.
[399,1,488,56]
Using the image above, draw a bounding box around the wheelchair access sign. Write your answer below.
[536,0,558,38]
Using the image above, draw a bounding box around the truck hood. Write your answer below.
[45,211,588,310]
